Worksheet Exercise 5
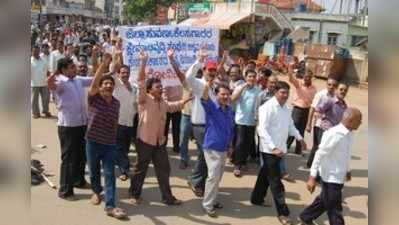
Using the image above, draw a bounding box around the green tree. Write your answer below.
[124,0,201,22]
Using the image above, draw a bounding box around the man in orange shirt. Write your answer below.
[128,51,192,206]
[286,65,317,155]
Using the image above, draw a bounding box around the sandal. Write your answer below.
[213,202,223,209]
[188,182,204,197]
[106,207,127,219]
[129,197,142,206]
[118,174,128,181]
[163,197,183,206]
[233,168,241,177]
[90,193,101,205]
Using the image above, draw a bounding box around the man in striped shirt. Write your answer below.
[85,53,126,219]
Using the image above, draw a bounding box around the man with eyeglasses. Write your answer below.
[305,78,339,168]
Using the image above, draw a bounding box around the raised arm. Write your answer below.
[88,52,112,96]
[185,47,207,94]
[231,83,248,102]
[217,50,228,77]
[202,81,210,101]
[167,48,185,85]
[287,63,300,89]
[91,44,100,75]
[137,51,149,105]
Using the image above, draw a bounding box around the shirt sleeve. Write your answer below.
[201,98,217,115]
[310,130,345,177]
[257,105,277,150]
[316,97,333,113]
[185,60,204,96]
[78,76,93,87]
[311,92,322,108]
[165,100,184,113]
[137,80,147,105]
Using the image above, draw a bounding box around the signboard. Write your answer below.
[187,2,211,18]
[119,25,219,87]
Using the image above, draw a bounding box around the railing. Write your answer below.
[255,3,294,31]
[210,1,293,31]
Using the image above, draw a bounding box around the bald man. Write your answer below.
[299,108,362,225]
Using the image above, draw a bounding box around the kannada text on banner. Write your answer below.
[119,25,220,87]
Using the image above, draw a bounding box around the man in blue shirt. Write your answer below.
[231,69,261,177]
[201,82,234,218]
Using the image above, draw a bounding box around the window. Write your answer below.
[327,33,340,45]
[309,31,316,43]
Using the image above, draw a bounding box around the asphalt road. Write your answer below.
[31,76,368,225]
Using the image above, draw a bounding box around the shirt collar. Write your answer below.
[270,96,287,109]
[337,123,350,135]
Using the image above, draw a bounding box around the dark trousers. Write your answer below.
[188,125,208,191]
[115,125,134,174]
[129,139,175,202]
[251,153,290,217]
[300,181,345,225]
[132,113,139,144]
[287,106,310,154]
[306,126,325,168]
[164,111,182,152]
[233,125,256,167]
[57,126,87,197]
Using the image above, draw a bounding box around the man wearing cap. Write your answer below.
[186,48,218,197]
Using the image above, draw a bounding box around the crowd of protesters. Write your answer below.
[31,22,362,225]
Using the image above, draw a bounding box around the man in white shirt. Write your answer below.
[31,45,51,118]
[49,40,65,73]
[299,108,362,225]
[40,43,51,67]
[251,81,306,225]
[305,78,338,168]
[185,48,218,197]
[112,65,137,181]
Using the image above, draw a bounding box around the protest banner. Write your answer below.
[119,25,219,87]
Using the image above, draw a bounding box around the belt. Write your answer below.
[293,106,310,110]
[192,124,205,127]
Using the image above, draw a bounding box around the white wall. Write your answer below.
[320,22,348,46]
[291,19,349,46]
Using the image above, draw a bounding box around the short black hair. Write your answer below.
[41,43,49,48]
[215,84,230,94]
[99,75,115,86]
[275,81,290,91]
[258,67,272,77]
[146,78,162,93]
[32,45,40,50]
[338,82,349,88]
[227,64,241,75]
[244,69,257,77]
[57,58,74,72]
[78,54,88,61]
[247,60,256,66]
[118,65,130,73]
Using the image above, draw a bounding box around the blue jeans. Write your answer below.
[86,140,116,208]
[179,114,192,163]
[188,125,208,190]
[115,125,134,174]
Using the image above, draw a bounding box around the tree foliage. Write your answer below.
[124,0,192,22]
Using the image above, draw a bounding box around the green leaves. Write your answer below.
[124,0,197,22]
